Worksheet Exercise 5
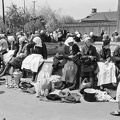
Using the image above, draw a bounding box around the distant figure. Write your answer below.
[89,32,96,43]
[113,30,120,42]
[101,30,104,37]
[74,31,82,42]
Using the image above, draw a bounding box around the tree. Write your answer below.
[37,4,77,32]
[5,3,31,31]
[60,15,77,24]
[37,5,62,32]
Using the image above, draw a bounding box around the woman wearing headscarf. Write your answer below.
[97,34,117,88]
[3,35,19,64]
[21,36,47,81]
[5,36,28,77]
[79,37,99,92]
[55,37,80,90]
[0,34,8,54]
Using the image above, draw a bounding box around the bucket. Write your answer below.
[84,88,96,102]
[13,70,22,87]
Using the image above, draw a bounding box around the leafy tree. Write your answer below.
[60,15,77,24]
[37,5,77,32]
[6,3,31,31]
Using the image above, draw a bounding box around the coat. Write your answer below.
[27,42,47,59]
[113,45,120,69]
[80,45,98,77]
[99,47,111,62]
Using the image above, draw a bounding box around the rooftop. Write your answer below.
[81,11,117,22]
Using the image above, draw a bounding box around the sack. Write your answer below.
[19,82,34,90]
[59,90,81,103]
[46,94,61,101]
[79,78,91,94]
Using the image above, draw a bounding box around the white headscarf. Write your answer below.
[33,37,42,47]
[90,32,94,36]
[19,36,26,44]
[64,37,75,46]
[8,36,15,43]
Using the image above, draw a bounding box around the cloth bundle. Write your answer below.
[46,89,81,103]
[95,90,114,102]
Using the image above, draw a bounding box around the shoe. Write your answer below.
[110,111,120,116]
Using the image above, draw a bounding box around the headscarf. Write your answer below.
[64,37,75,46]
[19,36,26,44]
[83,34,89,40]
[102,34,110,46]
[33,37,42,47]
[8,36,15,43]
[84,36,92,43]
[17,35,22,39]
[90,32,94,36]
[0,34,5,39]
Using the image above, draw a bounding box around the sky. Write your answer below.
[0,0,118,20]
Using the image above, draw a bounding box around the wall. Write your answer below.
[63,22,116,37]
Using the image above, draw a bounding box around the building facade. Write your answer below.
[63,9,117,37]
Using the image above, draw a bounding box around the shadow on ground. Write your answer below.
[0,91,5,94]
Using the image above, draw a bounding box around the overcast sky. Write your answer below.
[0,0,118,19]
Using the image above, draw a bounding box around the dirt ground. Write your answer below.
[0,85,120,120]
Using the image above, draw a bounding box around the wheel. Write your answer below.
[0,59,6,77]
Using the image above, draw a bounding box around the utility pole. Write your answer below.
[24,0,26,13]
[2,0,6,34]
[117,0,120,33]
[33,1,36,17]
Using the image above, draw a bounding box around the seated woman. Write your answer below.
[58,37,80,90]
[7,36,28,77]
[0,34,8,55]
[21,36,47,81]
[97,34,117,88]
[79,36,98,91]
[0,34,9,68]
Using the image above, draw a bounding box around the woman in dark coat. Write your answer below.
[79,37,99,90]
[97,34,117,88]
[99,36,111,62]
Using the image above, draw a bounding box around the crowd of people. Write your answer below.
[0,28,120,116]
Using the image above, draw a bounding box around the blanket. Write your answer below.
[97,62,117,86]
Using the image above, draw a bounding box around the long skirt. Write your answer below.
[62,61,78,83]
[21,54,44,73]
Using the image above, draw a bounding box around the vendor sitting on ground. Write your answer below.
[79,36,99,92]
[97,34,117,89]
[21,36,47,81]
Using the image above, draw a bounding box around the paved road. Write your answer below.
[0,42,120,120]
[0,85,120,120]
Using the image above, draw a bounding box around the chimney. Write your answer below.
[92,8,97,13]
